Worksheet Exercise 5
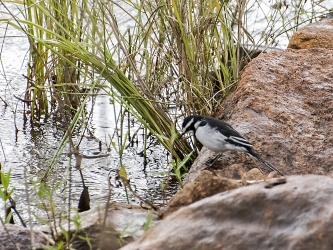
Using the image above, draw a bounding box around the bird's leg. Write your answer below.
[204,152,223,170]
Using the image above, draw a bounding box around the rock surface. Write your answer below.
[163,171,240,217]
[120,175,333,250]
[0,224,50,250]
[288,18,333,50]
[241,168,266,186]
[37,202,158,250]
[184,48,333,184]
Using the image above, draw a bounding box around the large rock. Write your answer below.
[163,171,240,217]
[0,224,50,250]
[184,48,333,184]
[37,202,158,250]
[120,175,333,250]
[288,18,333,50]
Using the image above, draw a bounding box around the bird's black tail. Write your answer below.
[247,150,284,176]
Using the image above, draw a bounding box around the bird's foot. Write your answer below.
[205,158,214,166]
[204,160,214,170]
[203,153,223,170]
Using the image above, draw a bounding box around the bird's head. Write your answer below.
[179,115,205,138]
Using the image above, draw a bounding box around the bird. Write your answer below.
[180,115,284,176]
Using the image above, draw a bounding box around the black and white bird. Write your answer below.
[180,115,284,176]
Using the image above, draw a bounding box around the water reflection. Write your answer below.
[0,7,176,226]
[0,89,177,225]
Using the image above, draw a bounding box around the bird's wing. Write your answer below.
[226,136,253,148]
[204,117,253,148]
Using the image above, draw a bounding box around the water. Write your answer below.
[0,3,177,226]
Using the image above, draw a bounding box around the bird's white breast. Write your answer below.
[195,124,247,152]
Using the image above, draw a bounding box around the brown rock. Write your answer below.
[267,170,283,179]
[183,151,252,185]
[185,48,333,183]
[163,171,240,217]
[288,19,333,50]
[120,175,333,250]
[215,163,248,180]
[241,168,265,185]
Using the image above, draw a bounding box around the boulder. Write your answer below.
[0,224,51,250]
[288,18,333,50]
[120,175,333,250]
[184,48,333,184]
[37,202,158,250]
[241,168,266,186]
[163,171,240,217]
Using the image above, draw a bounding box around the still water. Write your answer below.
[0,2,176,226]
